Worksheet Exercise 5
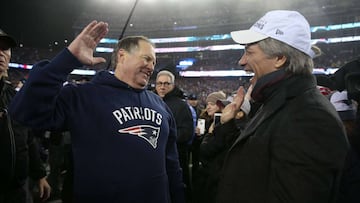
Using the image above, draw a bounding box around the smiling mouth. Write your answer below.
[140,70,151,78]
[143,73,150,79]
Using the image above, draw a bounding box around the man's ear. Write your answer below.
[275,55,287,69]
[117,49,126,64]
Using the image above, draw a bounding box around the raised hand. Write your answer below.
[220,86,245,124]
[68,20,109,66]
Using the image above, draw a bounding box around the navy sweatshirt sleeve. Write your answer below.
[9,48,82,130]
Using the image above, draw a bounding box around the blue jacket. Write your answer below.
[9,49,185,203]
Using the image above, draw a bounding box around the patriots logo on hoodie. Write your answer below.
[118,125,160,149]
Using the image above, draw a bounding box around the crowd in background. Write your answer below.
[10,40,360,69]
[7,40,360,107]
[3,17,360,202]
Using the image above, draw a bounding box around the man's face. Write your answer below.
[115,40,156,89]
[187,99,198,107]
[238,43,278,82]
[155,75,174,98]
[0,40,11,77]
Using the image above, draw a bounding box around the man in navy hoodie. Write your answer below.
[9,21,185,203]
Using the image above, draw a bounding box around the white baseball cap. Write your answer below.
[330,91,356,121]
[230,10,314,57]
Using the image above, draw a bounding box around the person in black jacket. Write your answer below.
[215,10,348,203]
[193,89,250,203]
[0,28,51,203]
[330,91,360,203]
[155,70,194,202]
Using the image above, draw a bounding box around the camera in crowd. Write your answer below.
[318,57,360,104]
[332,57,360,103]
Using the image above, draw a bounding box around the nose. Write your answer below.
[144,58,155,70]
[238,53,247,66]
[148,62,155,70]
[206,104,211,111]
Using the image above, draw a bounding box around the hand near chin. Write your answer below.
[221,86,245,124]
[68,20,109,66]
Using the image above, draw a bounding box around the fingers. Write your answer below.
[39,185,44,198]
[68,20,108,66]
[43,186,51,200]
[38,178,51,200]
[82,20,98,35]
[233,86,245,109]
[250,77,257,85]
[245,84,253,100]
[39,185,51,200]
[92,57,107,66]
[220,86,246,124]
[236,86,245,97]
[79,20,109,44]
[93,22,109,43]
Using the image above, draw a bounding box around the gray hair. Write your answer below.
[257,38,314,75]
[110,36,155,70]
[156,70,175,83]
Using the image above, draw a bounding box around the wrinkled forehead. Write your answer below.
[138,40,155,51]
[137,40,156,58]
[156,74,171,82]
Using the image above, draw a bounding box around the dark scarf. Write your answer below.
[251,69,291,103]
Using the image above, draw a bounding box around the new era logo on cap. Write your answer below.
[275,29,284,35]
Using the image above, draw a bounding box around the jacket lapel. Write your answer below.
[229,74,316,151]
[230,89,286,150]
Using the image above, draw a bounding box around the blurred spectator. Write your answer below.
[155,70,194,202]
[187,93,203,118]
[330,91,360,203]
[0,28,50,203]
[192,91,226,203]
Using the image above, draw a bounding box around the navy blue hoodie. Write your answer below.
[9,49,185,203]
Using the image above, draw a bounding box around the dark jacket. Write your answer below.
[0,77,46,192]
[162,86,195,198]
[197,120,240,203]
[163,86,194,145]
[216,71,349,203]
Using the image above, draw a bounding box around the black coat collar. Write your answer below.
[232,73,317,147]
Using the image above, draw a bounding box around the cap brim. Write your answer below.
[0,36,17,48]
[230,30,268,45]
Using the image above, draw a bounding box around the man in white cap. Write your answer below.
[216,10,349,202]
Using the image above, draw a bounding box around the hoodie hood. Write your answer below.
[91,70,146,93]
